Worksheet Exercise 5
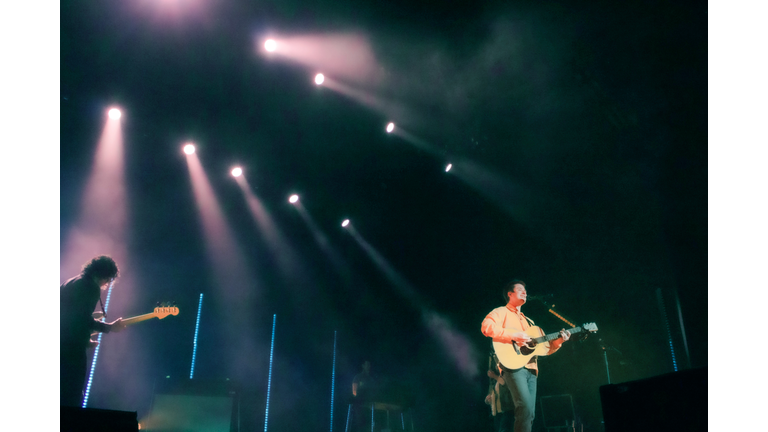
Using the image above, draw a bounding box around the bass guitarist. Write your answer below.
[60,255,127,407]
[481,280,570,432]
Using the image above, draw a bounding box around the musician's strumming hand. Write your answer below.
[510,331,532,347]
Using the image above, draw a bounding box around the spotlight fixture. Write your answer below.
[445,163,453,172]
[315,73,325,85]
[341,219,350,228]
[386,122,395,133]
[289,194,299,204]
[183,143,196,155]
[231,167,243,177]
[264,39,277,52]
[108,108,122,119]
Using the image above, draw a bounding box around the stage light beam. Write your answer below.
[315,73,325,85]
[386,122,395,133]
[108,108,121,119]
[264,39,277,52]
[341,219,350,228]
[289,194,299,204]
[445,163,453,172]
[231,167,243,177]
[183,143,196,155]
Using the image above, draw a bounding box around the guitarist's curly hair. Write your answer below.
[82,255,120,281]
[502,279,526,302]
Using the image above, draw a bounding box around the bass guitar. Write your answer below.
[493,323,598,370]
[91,304,179,339]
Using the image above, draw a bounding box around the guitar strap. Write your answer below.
[490,351,501,369]
[523,315,535,327]
[516,311,535,331]
[98,295,107,320]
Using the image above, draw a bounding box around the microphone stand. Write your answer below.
[532,297,623,386]
[600,339,611,384]
[530,297,586,432]
[530,297,578,329]
[598,339,622,385]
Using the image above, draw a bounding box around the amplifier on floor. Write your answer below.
[599,367,706,432]
[61,406,138,432]
[139,378,240,432]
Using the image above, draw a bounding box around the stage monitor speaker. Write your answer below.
[140,378,239,432]
[599,367,706,432]
[61,406,138,432]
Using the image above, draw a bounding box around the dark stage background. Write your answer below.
[58,1,706,431]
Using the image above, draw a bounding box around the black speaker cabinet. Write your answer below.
[599,367,706,432]
[140,378,240,432]
[61,406,138,432]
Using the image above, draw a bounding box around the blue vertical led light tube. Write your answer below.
[190,293,204,379]
[345,404,352,432]
[264,314,277,432]
[673,289,692,369]
[82,280,115,408]
[656,288,678,371]
[330,331,337,432]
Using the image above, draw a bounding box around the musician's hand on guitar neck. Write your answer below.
[109,318,127,333]
[551,329,571,349]
[88,338,99,350]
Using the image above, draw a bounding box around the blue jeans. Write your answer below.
[501,367,537,432]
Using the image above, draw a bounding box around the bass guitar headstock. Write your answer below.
[154,301,179,320]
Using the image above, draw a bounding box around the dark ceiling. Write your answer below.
[60,1,706,430]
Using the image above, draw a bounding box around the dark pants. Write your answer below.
[350,402,371,432]
[500,367,537,432]
[60,345,87,407]
[494,410,514,432]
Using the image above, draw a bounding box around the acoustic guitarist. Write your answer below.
[481,280,571,432]
[60,255,127,407]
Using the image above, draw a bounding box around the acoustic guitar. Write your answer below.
[493,323,598,369]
